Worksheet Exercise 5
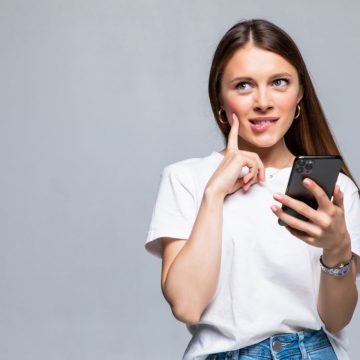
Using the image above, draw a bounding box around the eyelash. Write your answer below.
[236,78,289,90]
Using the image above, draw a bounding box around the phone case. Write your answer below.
[278,155,343,226]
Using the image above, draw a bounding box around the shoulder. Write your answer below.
[158,152,223,200]
[162,151,222,181]
[337,172,359,195]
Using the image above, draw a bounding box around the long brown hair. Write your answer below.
[208,19,359,196]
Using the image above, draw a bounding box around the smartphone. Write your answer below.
[278,155,343,226]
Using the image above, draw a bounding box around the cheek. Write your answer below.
[276,93,299,110]
[223,95,251,113]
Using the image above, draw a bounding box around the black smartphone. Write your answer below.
[278,155,343,226]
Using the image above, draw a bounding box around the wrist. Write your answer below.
[322,233,352,267]
[204,186,226,202]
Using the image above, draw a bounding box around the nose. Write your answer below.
[254,87,273,112]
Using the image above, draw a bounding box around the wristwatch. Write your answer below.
[319,254,354,277]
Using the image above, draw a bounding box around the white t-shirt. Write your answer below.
[145,151,360,360]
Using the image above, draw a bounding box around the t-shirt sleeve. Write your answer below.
[343,183,360,280]
[144,164,197,259]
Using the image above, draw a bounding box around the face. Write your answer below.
[220,43,303,151]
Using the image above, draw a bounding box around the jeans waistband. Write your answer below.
[206,327,336,360]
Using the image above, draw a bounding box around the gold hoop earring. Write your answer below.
[218,108,228,124]
[294,104,301,119]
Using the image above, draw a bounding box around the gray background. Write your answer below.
[1,0,359,359]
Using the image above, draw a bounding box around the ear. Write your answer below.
[218,93,224,109]
[297,85,304,104]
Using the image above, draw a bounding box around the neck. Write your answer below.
[256,147,295,169]
[220,139,295,169]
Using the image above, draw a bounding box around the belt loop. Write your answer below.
[230,350,240,360]
[297,331,309,359]
[233,349,239,359]
[225,350,238,360]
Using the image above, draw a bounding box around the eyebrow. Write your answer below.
[230,72,293,83]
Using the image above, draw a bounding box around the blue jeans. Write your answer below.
[205,328,337,359]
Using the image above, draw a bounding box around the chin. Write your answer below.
[252,138,281,148]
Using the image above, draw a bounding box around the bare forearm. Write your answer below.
[163,188,224,323]
[317,237,358,334]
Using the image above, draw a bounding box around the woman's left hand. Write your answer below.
[271,177,350,252]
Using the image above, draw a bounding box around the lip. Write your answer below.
[249,117,278,133]
[249,117,279,122]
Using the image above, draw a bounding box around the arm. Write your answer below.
[161,188,224,325]
[317,234,358,334]
[160,116,264,325]
[270,178,360,334]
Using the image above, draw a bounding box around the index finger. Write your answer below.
[303,178,332,211]
[227,113,239,151]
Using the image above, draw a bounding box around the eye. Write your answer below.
[235,82,251,90]
[273,78,289,87]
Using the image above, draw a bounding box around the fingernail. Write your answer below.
[303,178,311,186]
[273,193,282,200]
[271,205,277,213]
[232,113,238,121]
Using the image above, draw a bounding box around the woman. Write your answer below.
[145,19,360,360]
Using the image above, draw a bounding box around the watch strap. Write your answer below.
[319,254,354,277]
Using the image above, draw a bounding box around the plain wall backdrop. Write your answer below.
[0,0,359,359]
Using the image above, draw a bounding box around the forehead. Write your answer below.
[222,44,299,81]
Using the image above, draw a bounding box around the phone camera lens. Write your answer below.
[296,166,303,173]
[305,161,313,170]
[299,159,305,166]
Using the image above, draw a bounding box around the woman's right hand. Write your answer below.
[205,113,265,198]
